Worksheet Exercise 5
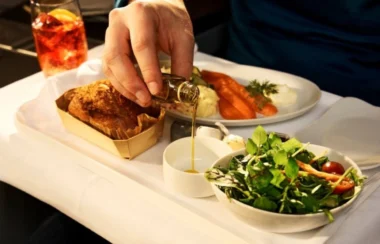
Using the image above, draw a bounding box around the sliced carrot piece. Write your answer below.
[253,94,278,116]
[200,72,228,90]
[258,100,278,116]
[219,97,246,119]
[216,85,256,119]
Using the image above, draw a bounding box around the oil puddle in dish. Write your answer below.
[174,149,219,174]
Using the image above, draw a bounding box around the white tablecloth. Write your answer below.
[1,45,379,244]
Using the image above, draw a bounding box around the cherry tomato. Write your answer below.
[322,161,345,175]
[333,179,355,194]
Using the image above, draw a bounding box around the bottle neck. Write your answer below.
[177,81,199,105]
[153,73,199,105]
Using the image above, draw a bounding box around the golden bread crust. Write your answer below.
[64,80,160,139]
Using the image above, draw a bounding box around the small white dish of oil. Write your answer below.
[163,136,233,198]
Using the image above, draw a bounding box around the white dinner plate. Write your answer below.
[163,60,321,127]
[294,97,380,170]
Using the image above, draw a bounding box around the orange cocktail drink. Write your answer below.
[31,0,88,77]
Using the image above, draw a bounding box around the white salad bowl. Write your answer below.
[209,144,363,233]
[163,136,233,198]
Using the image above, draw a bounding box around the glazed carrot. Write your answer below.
[201,70,256,118]
[217,86,256,119]
[259,102,278,116]
[200,71,227,89]
[202,70,278,117]
[219,97,246,119]
[254,94,278,116]
[201,70,259,111]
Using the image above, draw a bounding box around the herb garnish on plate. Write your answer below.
[245,80,278,98]
[245,80,278,109]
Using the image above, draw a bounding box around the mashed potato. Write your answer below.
[196,85,219,117]
[268,84,297,106]
[175,85,219,118]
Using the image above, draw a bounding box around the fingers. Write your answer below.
[103,2,194,108]
[102,9,151,107]
[128,6,162,95]
[170,25,195,81]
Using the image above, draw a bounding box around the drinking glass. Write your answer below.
[30,0,88,77]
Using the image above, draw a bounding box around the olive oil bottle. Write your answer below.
[153,73,199,105]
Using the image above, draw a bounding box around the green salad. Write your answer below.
[205,126,366,222]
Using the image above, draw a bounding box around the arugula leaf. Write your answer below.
[230,172,247,188]
[301,195,319,213]
[252,170,273,189]
[269,134,282,148]
[269,169,286,188]
[205,168,245,189]
[292,188,308,198]
[316,156,328,170]
[253,197,278,212]
[323,209,335,223]
[282,138,302,152]
[341,188,355,200]
[262,141,270,152]
[295,150,315,165]
[239,197,255,205]
[228,157,241,171]
[252,125,267,147]
[297,175,332,198]
[285,158,299,180]
[252,161,266,172]
[244,175,254,192]
[320,195,340,208]
[246,163,256,177]
[289,198,305,208]
[259,185,282,200]
[348,169,366,186]
[348,169,359,184]
[223,187,248,201]
[274,150,288,166]
[246,138,258,155]
[279,185,290,213]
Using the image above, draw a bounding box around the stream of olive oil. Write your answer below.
[159,75,199,174]
[185,102,199,174]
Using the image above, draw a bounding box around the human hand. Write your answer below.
[102,0,194,107]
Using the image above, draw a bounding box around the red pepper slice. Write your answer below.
[333,179,355,194]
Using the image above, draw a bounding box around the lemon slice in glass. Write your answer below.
[49,8,77,22]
